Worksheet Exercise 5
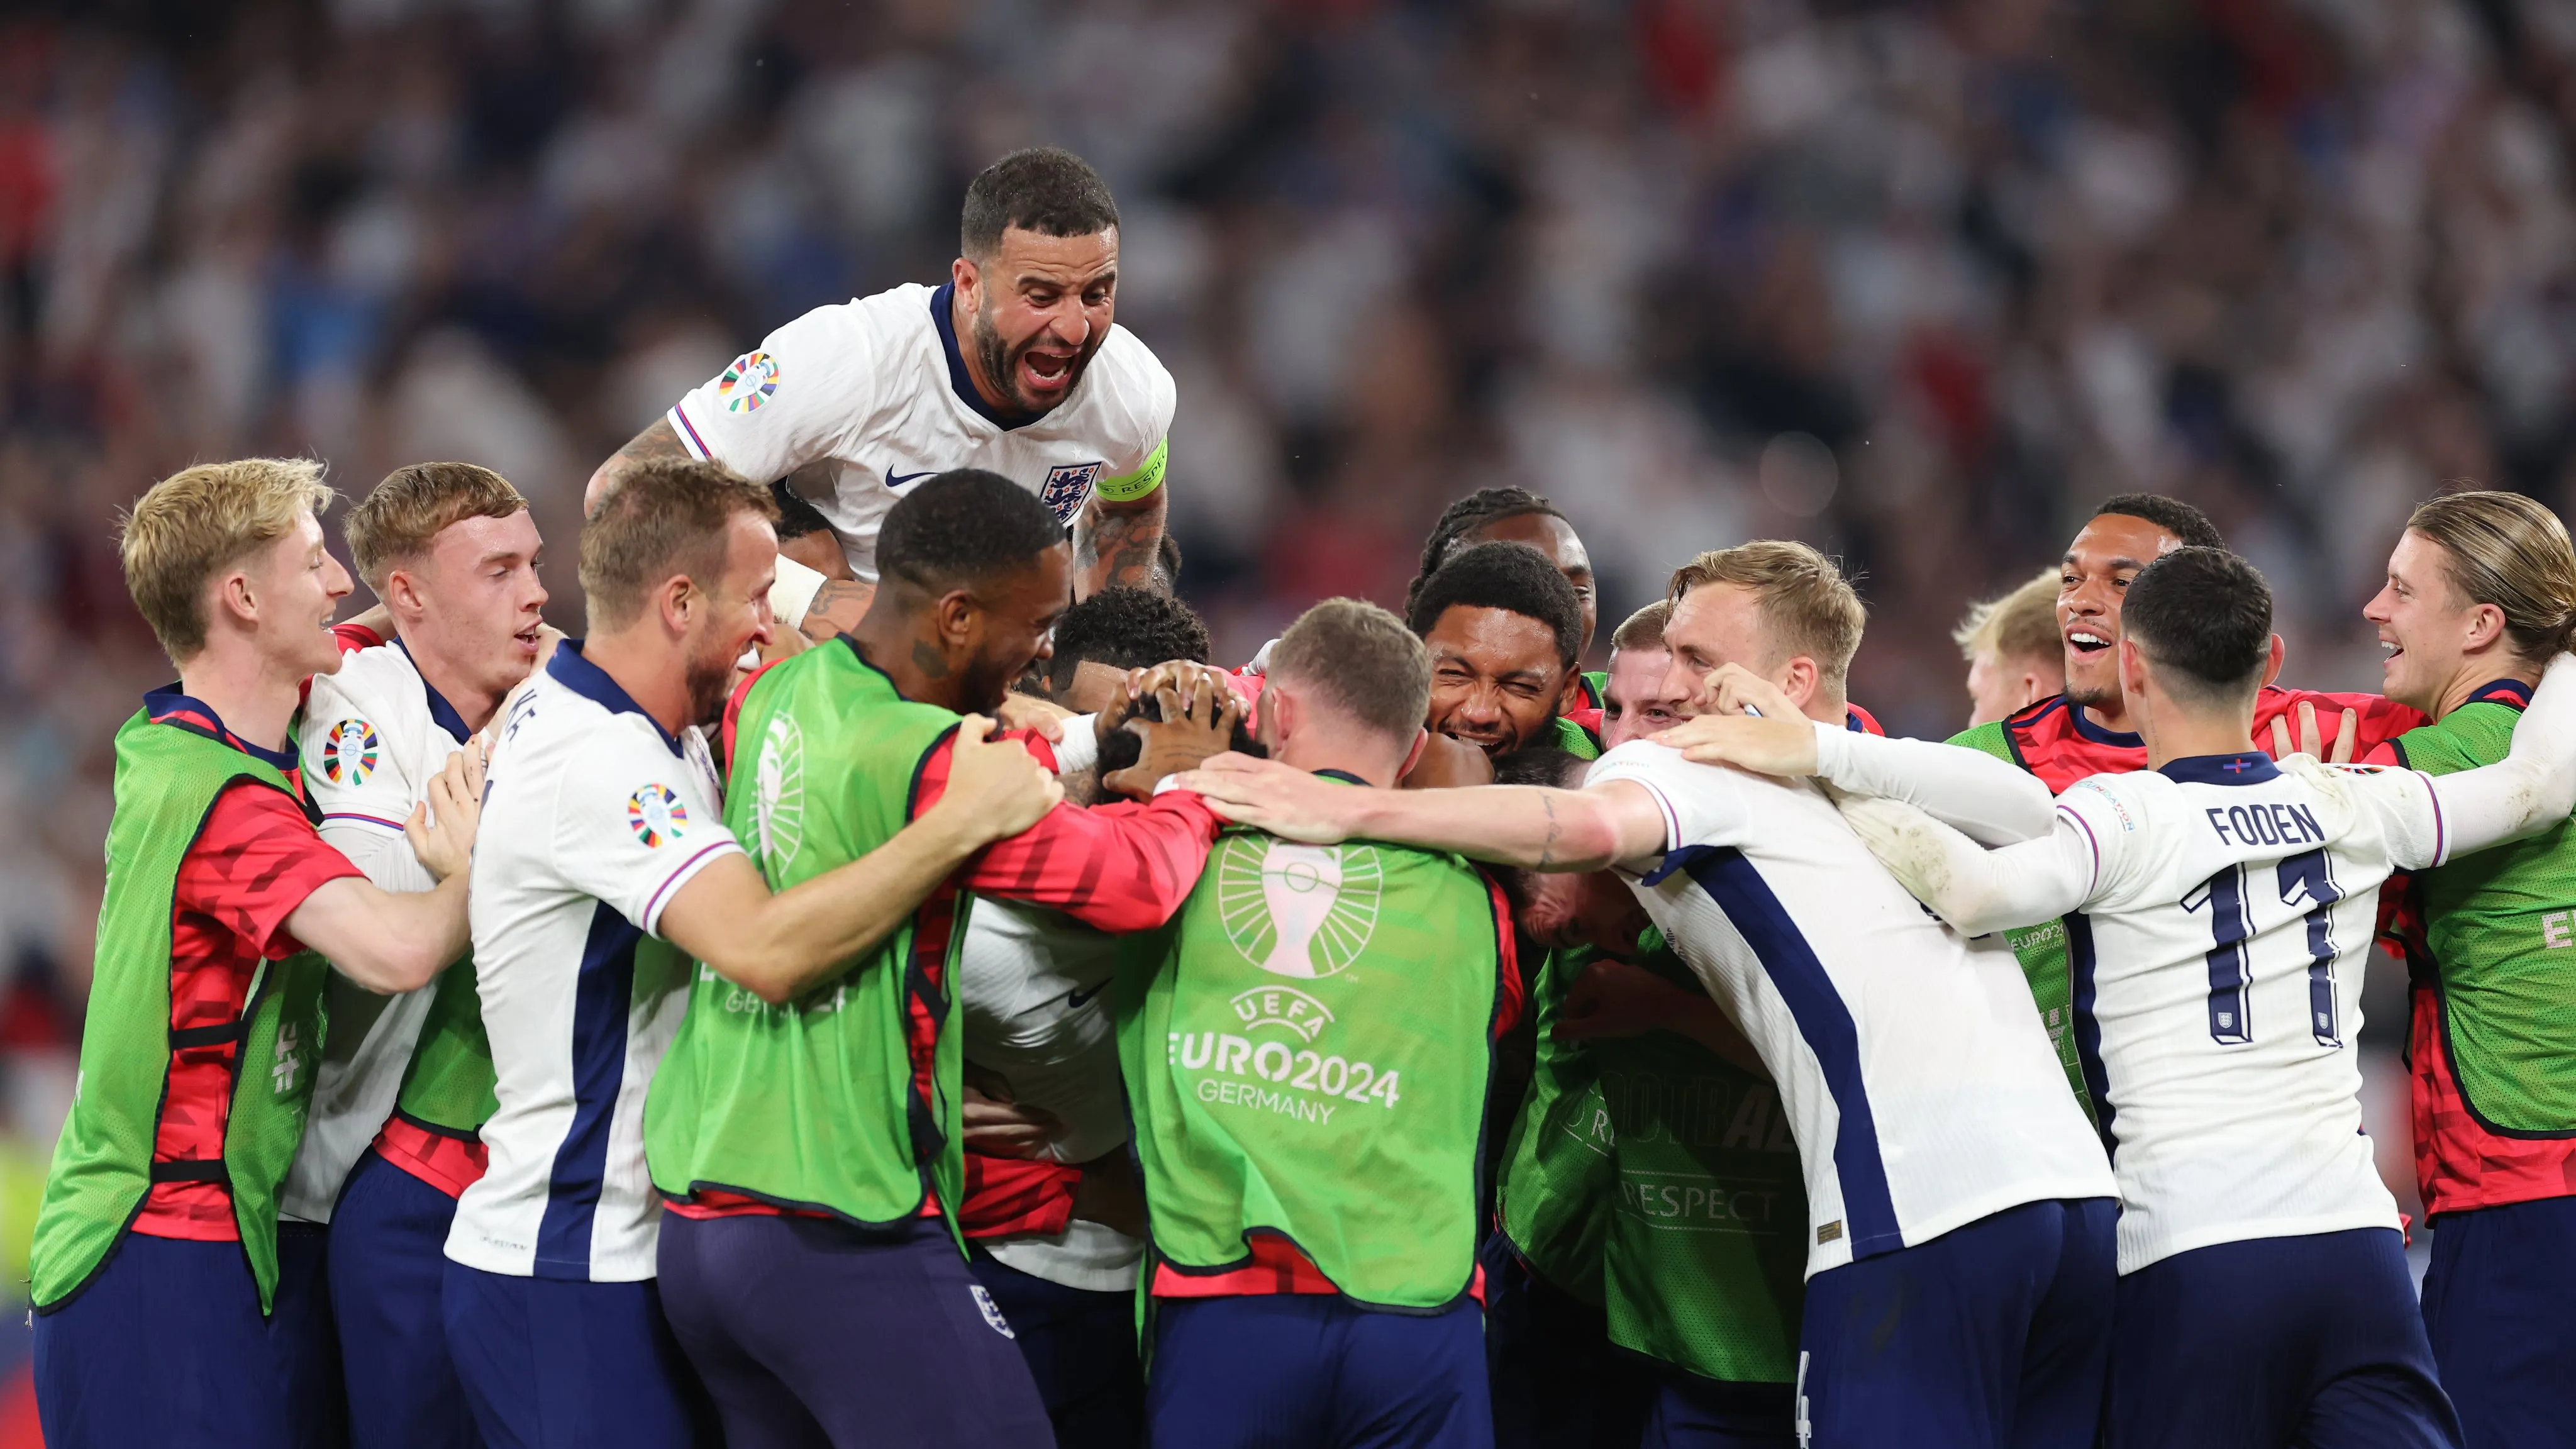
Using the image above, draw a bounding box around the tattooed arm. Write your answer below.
[799,579,875,643]
[1074,485,1169,598]
[584,418,694,515]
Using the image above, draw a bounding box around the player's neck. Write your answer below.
[847,611,971,713]
[2429,652,2541,721]
[1270,736,1405,789]
[177,638,303,755]
[394,627,504,735]
[2136,701,2257,770]
[577,628,696,739]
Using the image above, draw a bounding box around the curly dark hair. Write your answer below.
[1401,487,1574,620]
[1046,586,1212,694]
[1405,540,1584,668]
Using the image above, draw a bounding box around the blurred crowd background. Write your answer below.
[1,0,2572,1393]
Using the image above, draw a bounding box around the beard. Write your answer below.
[2062,670,2119,711]
[972,303,1102,415]
[683,648,736,730]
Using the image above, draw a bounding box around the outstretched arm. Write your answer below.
[2394,652,2576,867]
[585,417,692,515]
[1173,753,1672,872]
[660,717,1060,1006]
[1836,796,2096,937]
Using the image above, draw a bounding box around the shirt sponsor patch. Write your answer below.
[627,784,689,847]
[1038,462,1102,523]
[1816,1219,1843,1245]
[321,718,380,786]
[716,350,780,414]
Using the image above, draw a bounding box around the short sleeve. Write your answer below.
[175,784,367,960]
[301,667,423,838]
[1584,741,1751,866]
[548,730,742,938]
[667,301,877,486]
[2052,775,2143,906]
[1097,338,1177,488]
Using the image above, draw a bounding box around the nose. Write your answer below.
[1458,684,1504,724]
[2362,586,2394,625]
[325,554,353,599]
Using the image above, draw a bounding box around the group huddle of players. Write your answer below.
[28,146,2576,1449]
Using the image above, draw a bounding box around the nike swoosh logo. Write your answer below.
[1064,985,1103,1010]
[885,467,936,487]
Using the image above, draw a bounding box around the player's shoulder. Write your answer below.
[1081,325,1177,433]
[2058,766,2167,828]
[821,281,940,340]
[2393,687,2527,773]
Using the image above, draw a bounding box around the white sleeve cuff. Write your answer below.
[640,840,743,938]
[1053,715,1101,776]
[769,555,828,631]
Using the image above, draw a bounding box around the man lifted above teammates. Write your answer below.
[645,470,1240,1446]
[591,145,1174,640]
[1182,542,2119,1449]
[1953,568,2065,729]
[1760,547,2576,1449]
[279,462,549,1449]
[2358,491,2576,1446]
[448,461,1063,1448]
[1119,597,1519,1449]
[1951,494,2421,1112]
[33,459,484,1448]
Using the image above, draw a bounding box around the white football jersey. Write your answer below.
[278,641,475,1223]
[1586,742,2116,1279]
[448,643,739,1282]
[957,899,1141,1293]
[2053,752,2442,1272]
[668,282,1175,579]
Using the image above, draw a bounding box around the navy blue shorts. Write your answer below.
[1146,1292,1491,1449]
[1640,1371,1796,1449]
[655,1209,1052,1448]
[2107,1226,2460,1449]
[2423,1196,2576,1448]
[33,1232,287,1447]
[331,1149,479,1448]
[969,1247,1141,1448]
[1797,1196,2115,1449]
[273,1219,349,1448]
[1480,1236,1653,1449]
[442,1258,716,1449]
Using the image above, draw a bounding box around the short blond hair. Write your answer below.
[1609,599,1670,653]
[2407,489,2576,663]
[1668,541,1867,691]
[347,462,528,592]
[1953,568,2060,665]
[1267,597,1430,741]
[580,458,780,631]
[119,458,334,662]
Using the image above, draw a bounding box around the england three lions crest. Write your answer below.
[1039,462,1103,524]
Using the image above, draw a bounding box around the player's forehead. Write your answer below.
[989,540,1076,617]
[2063,513,2177,572]
[989,225,1119,285]
[1605,647,1676,702]
[1468,512,1589,571]
[426,507,540,565]
[1665,584,1762,662]
[1426,604,1561,676]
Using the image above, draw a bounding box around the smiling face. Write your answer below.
[956,226,1118,416]
[394,509,548,707]
[958,543,1076,715]
[1601,646,1688,749]
[1465,513,1597,658]
[679,511,780,727]
[2363,530,2483,716]
[241,509,356,680]
[2058,513,2184,712]
[1423,604,1571,757]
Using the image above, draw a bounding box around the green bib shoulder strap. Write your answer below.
[33,712,328,1314]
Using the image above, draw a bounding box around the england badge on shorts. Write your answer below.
[1038,462,1103,525]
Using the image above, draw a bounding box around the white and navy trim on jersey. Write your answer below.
[1586,742,2115,1279]
[663,280,1174,580]
[448,641,738,1282]
[278,640,477,1224]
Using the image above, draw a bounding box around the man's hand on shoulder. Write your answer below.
[1652,713,1818,777]
[404,743,487,882]
[928,716,1063,845]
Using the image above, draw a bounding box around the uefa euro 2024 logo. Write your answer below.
[1216,836,1384,978]
[753,714,806,877]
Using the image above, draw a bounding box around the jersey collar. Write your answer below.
[2067,702,2144,750]
[2467,677,2532,711]
[1313,768,1374,787]
[931,281,1041,434]
[547,641,684,755]
[143,686,301,772]
[2158,751,2279,786]
[392,638,475,744]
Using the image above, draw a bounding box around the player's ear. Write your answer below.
[951,254,980,303]
[1399,726,1430,781]
[934,589,978,648]
[2262,633,2286,687]
[2118,638,2150,699]
[1777,656,1820,712]
[2463,601,2507,653]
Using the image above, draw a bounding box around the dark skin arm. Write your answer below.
[1074,486,1169,598]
